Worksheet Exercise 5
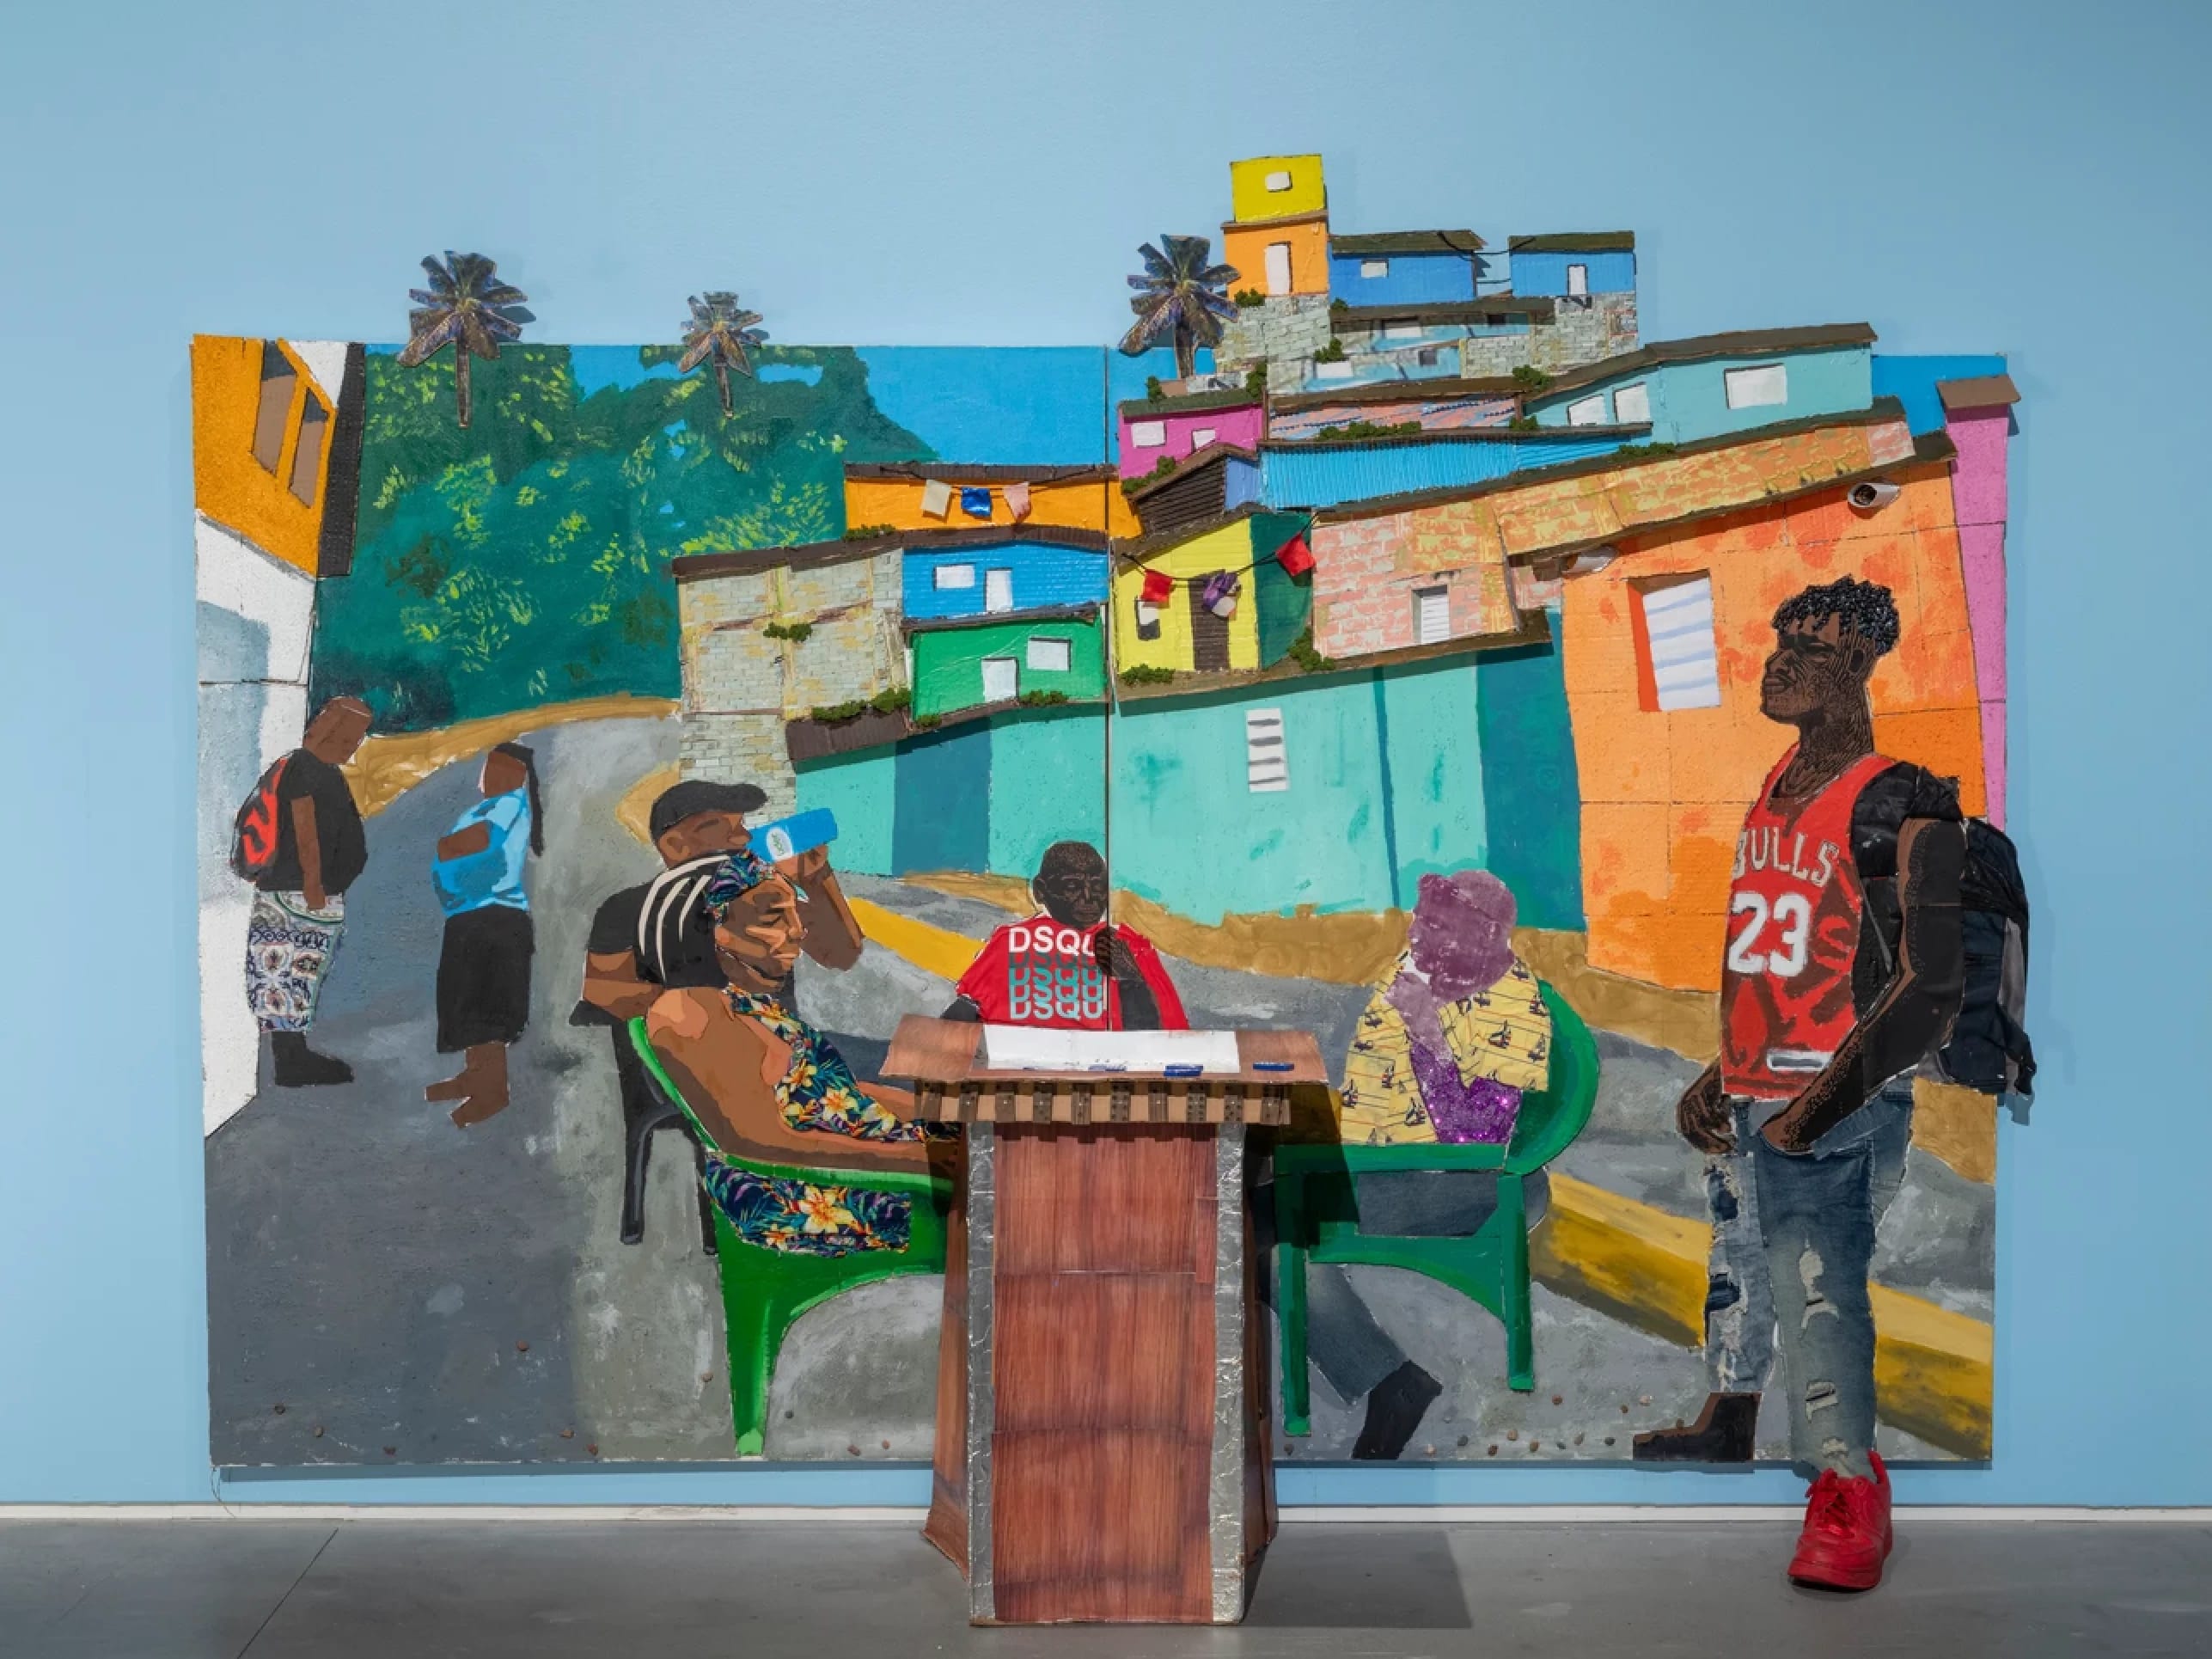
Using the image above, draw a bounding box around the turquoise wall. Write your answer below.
[987,707,1106,878]
[796,746,897,876]
[1530,346,1872,444]
[1109,659,1487,921]
[1475,610,1585,930]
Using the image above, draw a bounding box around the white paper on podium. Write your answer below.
[981,1025,1243,1074]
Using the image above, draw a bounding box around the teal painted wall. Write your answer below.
[1475,609,1586,930]
[1376,657,1488,908]
[1109,659,1486,921]
[1529,345,1872,444]
[987,707,1106,879]
[795,746,897,876]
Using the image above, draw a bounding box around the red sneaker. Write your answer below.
[1787,1451,1892,1591]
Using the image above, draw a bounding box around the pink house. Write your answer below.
[1116,391,1265,481]
[1937,372,2020,828]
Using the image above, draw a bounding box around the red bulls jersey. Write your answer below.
[1720,750,1897,1099]
[953,916,1190,1031]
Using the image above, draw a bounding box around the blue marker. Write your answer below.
[1164,1063,1204,1078]
[1254,1061,1294,1073]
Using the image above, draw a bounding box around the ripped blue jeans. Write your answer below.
[1701,1078,1914,1475]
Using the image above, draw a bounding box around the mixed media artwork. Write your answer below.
[199,156,2027,1484]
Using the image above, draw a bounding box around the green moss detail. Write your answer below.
[1233,290,1267,309]
[1507,415,1541,432]
[1318,419,1421,440]
[762,620,814,643]
[1312,338,1347,364]
[1244,366,1269,395]
[1016,689,1071,707]
[870,685,912,713]
[808,698,867,723]
[1119,664,1176,687]
[1145,375,1164,401]
[843,522,896,540]
[1610,442,1679,461]
[1510,365,1552,391]
[1285,628,1335,673]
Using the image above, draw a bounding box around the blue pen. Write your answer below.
[1164,1064,1204,1078]
[1253,1061,1293,1073]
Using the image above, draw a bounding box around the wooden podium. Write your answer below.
[882,1016,1325,1625]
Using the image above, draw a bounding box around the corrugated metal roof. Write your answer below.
[1507,232,1636,252]
[1330,230,1488,255]
[1259,433,1635,510]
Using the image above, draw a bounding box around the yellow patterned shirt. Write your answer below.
[1336,953,1552,1147]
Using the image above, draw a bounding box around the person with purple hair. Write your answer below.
[1312,870,1553,1458]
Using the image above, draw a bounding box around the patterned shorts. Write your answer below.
[246,890,345,1032]
[702,1160,912,1257]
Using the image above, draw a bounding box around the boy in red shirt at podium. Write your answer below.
[943,841,1188,1031]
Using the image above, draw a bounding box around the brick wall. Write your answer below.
[1309,501,1517,659]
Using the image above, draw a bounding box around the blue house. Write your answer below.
[1256,428,1641,511]
[1523,324,1876,444]
[1506,232,1637,298]
[898,528,1110,621]
[1327,230,1488,308]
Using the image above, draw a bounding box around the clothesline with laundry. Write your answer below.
[1124,519,1316,625]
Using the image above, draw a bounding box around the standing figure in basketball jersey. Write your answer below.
[1641,577,1965,1593]
[944,841,1188,1031]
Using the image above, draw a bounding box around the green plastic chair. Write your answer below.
[627,1019,953,1455]
[1274,983,1599,1435]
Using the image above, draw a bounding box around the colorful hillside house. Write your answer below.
[1522,325,1875,444]
[1327,230,1488,308]
[1117,389,1265,479]
[843,462,1139,538]
[897,529,1110,622]
[906,608,1103,719]
[1113,508,1313,676]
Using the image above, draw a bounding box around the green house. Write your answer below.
[907,606,1104,719]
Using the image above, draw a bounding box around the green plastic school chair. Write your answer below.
[1274,983,1599,1436]
[627,1019,953,1455]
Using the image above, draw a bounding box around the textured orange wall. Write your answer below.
[190,335,333,574]
[1563,464,1984,991]
[1221,217,1329,297]
[842,474,1137,537]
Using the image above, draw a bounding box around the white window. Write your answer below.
[1264,242,1292,296]
[1384,321,1422,340]
[1130,419,1166,449]
[1313,361,1355,382]
[1244,707,1288,793]
[984,568,1014,613]
[1360,258,1390,279]
[1613,382,1652,424]
[1190,426,1218,450]
[1725,364,1789,410]
[1027,636,1071,672]
[981,657,1018,703]
[1265,169,1293,192]
[1567,263,1589,297]
[933,563,975,590]
[1566,393,1609,426]
[1415,586,1451,646]
[1637,576,1722,712]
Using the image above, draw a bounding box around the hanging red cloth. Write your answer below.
[1275,531,1315,579]
[1140,566,1174,606]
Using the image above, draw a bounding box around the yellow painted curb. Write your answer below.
[846,897,985,985]
[1533,1172,1992,1458]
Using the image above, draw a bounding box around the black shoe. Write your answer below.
[1352,1362,1444,1460]
[1632,1391,1760,1463]
[271,1031,353,1087]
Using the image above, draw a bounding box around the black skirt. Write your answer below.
[437,905,535,1052]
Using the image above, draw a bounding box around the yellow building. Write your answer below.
[1230,154,1327,223]
[842,463,1140,539]
[191,336,355,574]
[1223,154,1331,298]
[1114,509,1313,676]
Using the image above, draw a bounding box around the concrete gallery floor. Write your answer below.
[4,1515,2209,1657]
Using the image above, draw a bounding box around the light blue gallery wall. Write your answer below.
[1,0,2207,1506]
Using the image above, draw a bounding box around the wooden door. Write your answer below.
[1188,575,1231,671]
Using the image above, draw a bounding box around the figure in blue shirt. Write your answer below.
[428,742,545,1125]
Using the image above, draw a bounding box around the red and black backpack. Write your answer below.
[229,755,291,880]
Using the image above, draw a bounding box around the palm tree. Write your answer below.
[676,292,768,416]
[396,252,529,428]
[1119,236,1240,379]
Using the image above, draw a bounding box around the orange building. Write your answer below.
[1221,212,1331,299]
[190,336,360,575]
[842,462,1140,539]
[1558,461,1985,991]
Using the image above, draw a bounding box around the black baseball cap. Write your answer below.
[648,780,769,842]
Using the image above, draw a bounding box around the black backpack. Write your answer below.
[1936,818,2035,1098]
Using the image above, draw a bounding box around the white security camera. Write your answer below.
[1848,481,1901,511]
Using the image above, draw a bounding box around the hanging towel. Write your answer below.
[1140,567,1174,606]
[960,487,993,519]
[1275,531,1316,579]
[920,478,954,517]
[1202,570,1240,619]
[1004,481,1032,520]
